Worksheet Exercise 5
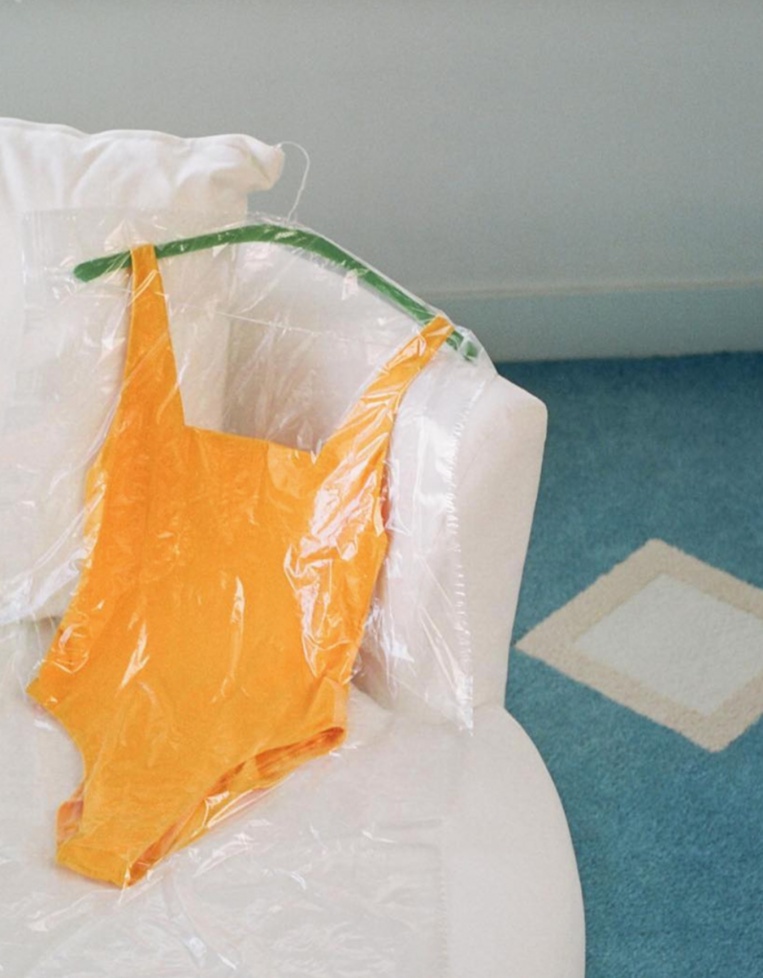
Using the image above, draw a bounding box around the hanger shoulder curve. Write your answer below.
[73,222,479,361]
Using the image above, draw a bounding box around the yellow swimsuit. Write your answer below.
[27,244,454,887]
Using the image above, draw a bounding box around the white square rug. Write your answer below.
[517,540,763,751]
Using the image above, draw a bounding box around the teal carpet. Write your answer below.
[497,353,763,977]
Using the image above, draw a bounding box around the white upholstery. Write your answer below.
[458,373,548,706]
[448,705,585,978]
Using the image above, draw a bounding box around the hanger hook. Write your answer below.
[278,141,311,222]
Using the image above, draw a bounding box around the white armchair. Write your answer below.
[446,373,585,977]
[0,117,584,977]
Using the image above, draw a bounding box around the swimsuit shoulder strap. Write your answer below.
[115,244,184,431]
[323,314,454,455]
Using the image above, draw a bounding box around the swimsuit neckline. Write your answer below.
[141,244,448,463]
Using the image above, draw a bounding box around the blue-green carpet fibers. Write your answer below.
[497,353,763,977]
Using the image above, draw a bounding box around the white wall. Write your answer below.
[1,0,762,358]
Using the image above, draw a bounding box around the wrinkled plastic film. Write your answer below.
[1,619,462,977]
[1,209,244,623]
[3,209,494,730]
[0,209,497,972]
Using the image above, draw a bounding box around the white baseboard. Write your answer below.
[426,284,763,362]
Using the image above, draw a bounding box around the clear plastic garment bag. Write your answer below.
[0,209,498,975]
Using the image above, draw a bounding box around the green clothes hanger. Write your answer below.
[73,222,479,361]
